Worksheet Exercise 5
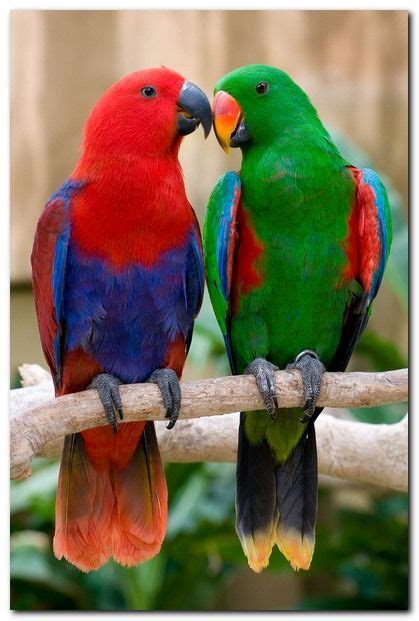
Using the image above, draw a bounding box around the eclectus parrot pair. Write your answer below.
[31,68,211,571]
[204,65,392,572]
[32,63,391,575]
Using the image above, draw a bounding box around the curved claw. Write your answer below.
[287,351,325,424]
[149,368,181,430]
[244,358,279,419]
[88,373,123,433]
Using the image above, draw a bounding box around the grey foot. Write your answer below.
[287,350,325,423]
[149,368,181,430]
[244,358,279,419]
[88,373,123,433]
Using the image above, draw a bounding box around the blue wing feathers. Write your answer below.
[51,180,85,380]
[52,226,70,382]
[31,179,85,386]
[204,171,241,373]
[216,172,241,299]
[187,228,205,319]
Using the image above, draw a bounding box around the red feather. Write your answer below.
[34,67,201,571]
[54,423,167,571]
[69,160,193,268]
[341,167,382,295]
[231,205,264,314]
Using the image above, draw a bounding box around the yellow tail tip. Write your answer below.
[276,527,315,572]
[240,529,275,574]
[247,554,270,574]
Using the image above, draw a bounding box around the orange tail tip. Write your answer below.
[240,528,276,573]
[54,423,167,572]
[53,523,111,573]
[276,527,315,571]
[112,534,163,568]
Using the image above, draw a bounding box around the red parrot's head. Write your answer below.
[82,67,212,157]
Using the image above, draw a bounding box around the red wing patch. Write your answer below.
[355,172,381,293]
[341,167,382,295]
[231,206,264,314]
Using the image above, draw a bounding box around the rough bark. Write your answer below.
[10,365,408,492]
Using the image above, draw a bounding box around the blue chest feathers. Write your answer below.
[63,242,197,383]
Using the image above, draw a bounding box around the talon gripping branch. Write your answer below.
[31,68,210,571]
[204,65,392,573]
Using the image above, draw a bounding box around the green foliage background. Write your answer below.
[10,135,408,610]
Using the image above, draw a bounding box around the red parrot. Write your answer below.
[31,67,211,571]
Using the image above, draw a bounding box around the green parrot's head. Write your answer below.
[212,64,318,152]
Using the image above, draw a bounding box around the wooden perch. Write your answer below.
[10,365,408,491]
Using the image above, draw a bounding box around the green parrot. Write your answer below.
[204,65,392,572]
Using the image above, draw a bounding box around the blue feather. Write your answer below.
[64,230,202,384]
[50,179,85,382]
[215,172,241,300]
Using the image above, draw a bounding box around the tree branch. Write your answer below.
[10,365,408,491]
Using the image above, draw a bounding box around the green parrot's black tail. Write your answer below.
[275,424,318,571]
[236,415,318,572]
[235,413,278,573]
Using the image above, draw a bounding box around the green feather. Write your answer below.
[205,64,392,571]
[209,65,357,459]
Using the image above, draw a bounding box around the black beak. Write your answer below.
[230,118,250,148]
[177,81,212,138]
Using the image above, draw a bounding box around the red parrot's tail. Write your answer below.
[53,422,167,572]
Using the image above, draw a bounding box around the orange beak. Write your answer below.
[212,91,242,153]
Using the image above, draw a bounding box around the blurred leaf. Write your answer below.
[382,183,408,309]
[187,291,230,378]
[167,463,235,539]
[299,492,408,610]
[10,531,85,609]
[355,330,407,371]
[351,403,407,425]
[167,472,209,538]
[121,555,166,610]
[11,460,59,516]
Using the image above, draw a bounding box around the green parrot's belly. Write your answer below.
[229,238,349,373]
[229,164,354,462]
[230,172,353,374]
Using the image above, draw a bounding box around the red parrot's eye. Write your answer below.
[255,82,269,95]
[141,86,157,98]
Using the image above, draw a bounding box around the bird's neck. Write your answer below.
[69,149,193,269]
[73,142,183,189]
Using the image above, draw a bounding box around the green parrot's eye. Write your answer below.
[141,86,157,98]
[255,82,269,95]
